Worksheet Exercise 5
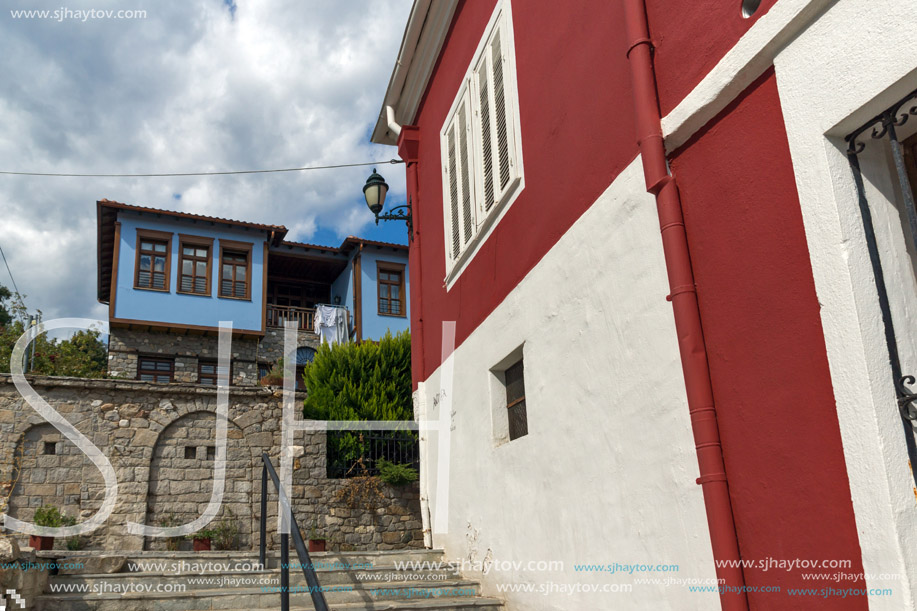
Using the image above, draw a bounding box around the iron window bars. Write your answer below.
[845,87,917,488]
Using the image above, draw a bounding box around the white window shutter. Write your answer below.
[477,50,495,211]
[491,25,512,196]
[445,116,461,261]
[440,1,523,279]
[458,102,475,244]
[443,89,476,261]
[475,20,515,213]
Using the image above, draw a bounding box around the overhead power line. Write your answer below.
[0,241,27,312]
[0,158,404,178]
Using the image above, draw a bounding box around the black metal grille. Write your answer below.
[326,430,419,479]
[846,87,917,490]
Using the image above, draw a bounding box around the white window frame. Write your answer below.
[440,0,524,289]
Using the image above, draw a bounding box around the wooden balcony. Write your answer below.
[266,304,315,332]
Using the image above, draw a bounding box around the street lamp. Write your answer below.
[363,169,412,239]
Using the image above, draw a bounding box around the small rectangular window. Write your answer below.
[198,361,217,385]
[206,446,216,461]
[138,356,174,384]
[184,446,197,460]
[43,442,57,455]
[199,360,233,386]
[377,262,406,317]
[219,240,252,300]
[504,359,527,440]
[134,230,172,291]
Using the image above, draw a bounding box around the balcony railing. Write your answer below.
[266,304,315,331]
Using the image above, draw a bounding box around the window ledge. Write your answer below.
[177,290,213,298]
[133,286,170,293]
[444,176,523,290]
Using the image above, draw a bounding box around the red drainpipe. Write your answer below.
[622,1,748,608]
[397,126,425,388]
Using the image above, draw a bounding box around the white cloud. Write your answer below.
[0,0,412,321]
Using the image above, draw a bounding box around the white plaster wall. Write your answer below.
[772,0,917,607]
[418,157,720,610]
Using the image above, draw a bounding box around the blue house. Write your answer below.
[96,199,409,386]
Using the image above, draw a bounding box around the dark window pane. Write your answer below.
[140,255,151,271]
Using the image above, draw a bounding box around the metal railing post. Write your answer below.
[261,453,329,611]
[280,532,290,611]
[259,463,267,569]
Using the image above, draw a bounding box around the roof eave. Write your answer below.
[370,0,459,146]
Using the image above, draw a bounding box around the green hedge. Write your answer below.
[302,330,414,471]
[302,330,412,422]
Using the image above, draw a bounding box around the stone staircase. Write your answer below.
[31,549,504,611]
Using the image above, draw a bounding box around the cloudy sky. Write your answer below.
[0,0,412,324]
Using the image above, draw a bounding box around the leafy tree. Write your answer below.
[0,321,107,378]
[302,330,412,421]
[302,331,413,471]
[0,285,11,327]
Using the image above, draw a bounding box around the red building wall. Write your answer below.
[411,0,639,382]
[645,0,780,116]
[408,2,866,606]
[669,69,864,609]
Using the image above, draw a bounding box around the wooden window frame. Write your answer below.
[133,229,172,292]
[137,355,174,384]
[198,359,233,386]
[218,239,253,301]
[376,262,406,318]
[177,234,214,297]
[504,358,528,441]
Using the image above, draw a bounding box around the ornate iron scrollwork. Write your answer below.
[895,375,917,421]
[846,89,917,156]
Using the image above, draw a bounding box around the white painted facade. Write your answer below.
[415,158,720,610]
[656,0,917,606]
[774,1,917,607]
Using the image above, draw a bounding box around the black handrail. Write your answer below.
[259,452,329,611]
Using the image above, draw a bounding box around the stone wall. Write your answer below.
[107,327,320,386]
[0,375,423,552]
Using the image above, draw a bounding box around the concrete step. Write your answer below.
[38,549,445,574]
[50,566,456,588]
[33,580,489,610]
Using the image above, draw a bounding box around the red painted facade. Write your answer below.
[645,0,779,116]
[410,0,639,381]
[670,69,864,608]
[402,1,867,608]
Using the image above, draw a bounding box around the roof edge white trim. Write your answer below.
[371,0,459,146]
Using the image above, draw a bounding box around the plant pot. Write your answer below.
[29,535,54,551]
[192,538,211,551]
[308,539,326,553]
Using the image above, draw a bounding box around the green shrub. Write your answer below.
[32,505,76,528]
[302,331,414,467]
[377,459,419,487]
[212,510,240,550]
